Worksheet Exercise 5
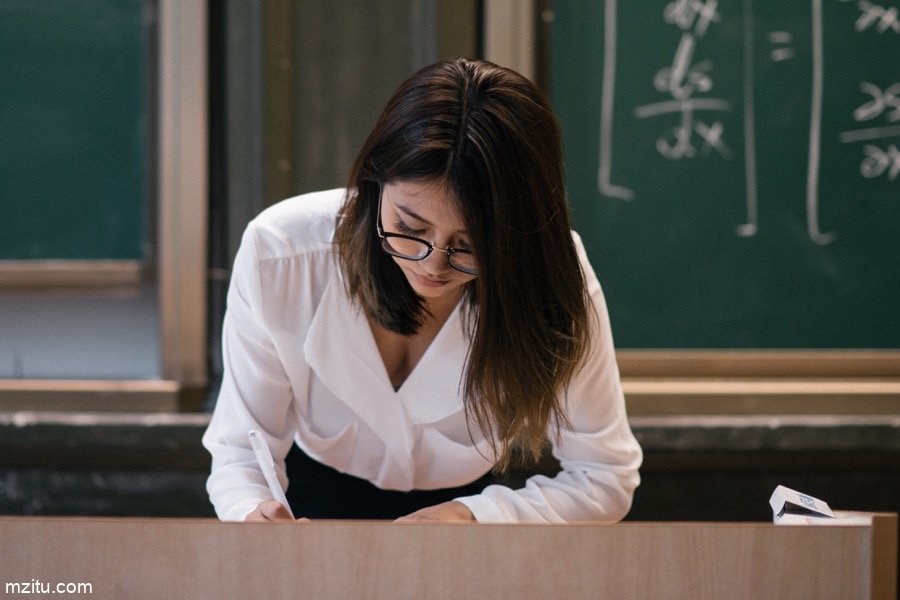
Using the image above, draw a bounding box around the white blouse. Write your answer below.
[202,188,642,523]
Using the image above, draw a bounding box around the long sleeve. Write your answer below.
[455,233,642,523]
[203,190,343,521]
[202,224,298,521]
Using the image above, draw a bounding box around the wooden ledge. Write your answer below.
[0,260,143,289]
[617,350,900,378]
[623,378,900,415]
[0,379,179,412]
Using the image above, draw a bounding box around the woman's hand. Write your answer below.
[244,500,307,522]
[394,501,476,523]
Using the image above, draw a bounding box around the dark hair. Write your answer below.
[334,58,592,470]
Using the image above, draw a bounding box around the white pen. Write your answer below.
[248,429,294,518]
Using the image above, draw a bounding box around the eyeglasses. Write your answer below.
[376,187,479,276]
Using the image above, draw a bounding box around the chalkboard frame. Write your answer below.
[0,1,207,412]
[616,350,900,416]
[616,349,900,378]
[0,260,143,289]
[0,0,155,289]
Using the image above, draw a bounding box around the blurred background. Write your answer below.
[0,0,897,521]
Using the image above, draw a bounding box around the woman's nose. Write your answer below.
[422,247,452,274]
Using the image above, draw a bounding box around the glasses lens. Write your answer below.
[381,235,479,275]
[381,236,430,259]
[448,251,478,275]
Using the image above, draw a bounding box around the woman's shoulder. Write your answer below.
[245,188,346,260]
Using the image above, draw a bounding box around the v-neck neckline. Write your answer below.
[302,275,471,425]
[366,299,463,394]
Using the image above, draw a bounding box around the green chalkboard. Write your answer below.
[551,0,900,349]
[0,0,148,260]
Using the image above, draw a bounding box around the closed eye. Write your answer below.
[393,219,425,236]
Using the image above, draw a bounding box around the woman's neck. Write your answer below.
[421,288,464,326]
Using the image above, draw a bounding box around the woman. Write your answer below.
[203,58,641,523]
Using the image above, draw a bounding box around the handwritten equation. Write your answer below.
[598,0,899,245]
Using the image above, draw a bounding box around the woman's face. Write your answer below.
[379,179,477,303]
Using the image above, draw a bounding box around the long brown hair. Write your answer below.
[334,58,593,471]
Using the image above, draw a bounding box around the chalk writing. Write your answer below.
[768,31,795,62]
[840,79,900,180]
[806,0,835,245]
[853,0,900,33]
[631,0,754,233]
[853,82,900,122]
[861,144,900,180]
[597,0,635,200]
[635,0,730,163]
[596,0,896,244]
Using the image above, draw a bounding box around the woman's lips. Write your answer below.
[413,272,450,287]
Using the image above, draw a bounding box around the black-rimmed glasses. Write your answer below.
[376,188,479,276]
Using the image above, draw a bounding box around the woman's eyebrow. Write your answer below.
[395,203,432,225]
[395,202,469,235]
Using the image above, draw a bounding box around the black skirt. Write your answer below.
[284,443,499,520]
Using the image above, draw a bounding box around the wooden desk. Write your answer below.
[1,515,895,599]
